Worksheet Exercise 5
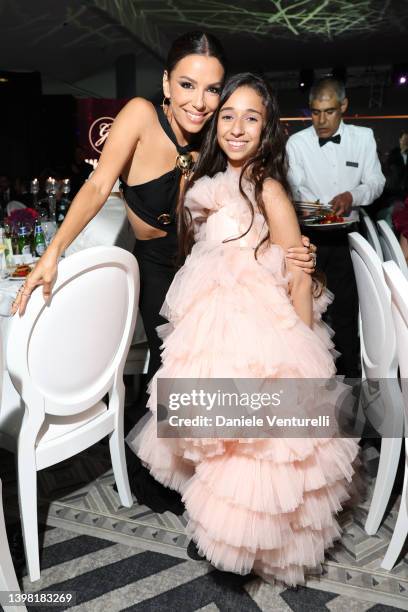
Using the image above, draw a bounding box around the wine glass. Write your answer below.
[41,221,57,246]
[45,177,57,195]
[30,178,40,211]
[45,177,57,221]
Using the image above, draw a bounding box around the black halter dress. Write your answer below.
[120,106,196,379]
[119,106,196,515]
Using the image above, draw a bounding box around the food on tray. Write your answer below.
[11,264,32,278]
[318,213,345,224]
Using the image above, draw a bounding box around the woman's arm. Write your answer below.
[263,179,313,327]
[13,98,152,315]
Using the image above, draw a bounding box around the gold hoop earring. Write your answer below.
[162,96,170,112]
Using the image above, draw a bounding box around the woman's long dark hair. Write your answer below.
[178,72,290,261]
[166,31,227,76]
[163,31,227,156]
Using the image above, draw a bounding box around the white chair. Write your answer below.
[381,261,408,570]
[0,480,26,612]
[1,246,138,582]
[64,193,135,257]
[377,219,408,279]
[6,201,26,216]
[360,209,383,261]
[349,232,404,535]
[64,188,148,375]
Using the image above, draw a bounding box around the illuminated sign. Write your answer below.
[88,116,114,154]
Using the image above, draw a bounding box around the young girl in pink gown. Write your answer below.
[127,73,359,586]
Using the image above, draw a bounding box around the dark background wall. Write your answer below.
[1,86,76,178]
[1,71,407,179]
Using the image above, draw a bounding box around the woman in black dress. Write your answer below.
[13,31,316,512]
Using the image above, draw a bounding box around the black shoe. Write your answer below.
[116,455,184,515]
[130,461,185,515]
[113,444,185,515]
[187,540,205,561]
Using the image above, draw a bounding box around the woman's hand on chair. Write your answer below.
[11,250,58,316]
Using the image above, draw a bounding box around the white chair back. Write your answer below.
[4,246,138,581]
[348,232,397,378]
[381,260,408,570]
[383,260,408,395]
[360,209,383,261]
[63,194,146,371]
[377,220,408,279]
[349,233,404,537]
[7,246,138,419]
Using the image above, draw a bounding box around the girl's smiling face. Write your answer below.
[217,85,266,167]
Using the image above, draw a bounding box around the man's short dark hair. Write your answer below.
[309,77,346,104]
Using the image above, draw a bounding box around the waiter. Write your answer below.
[286,77,385,378]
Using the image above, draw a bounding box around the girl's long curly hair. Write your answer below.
[177,72,324,295]
[177,72,290,262]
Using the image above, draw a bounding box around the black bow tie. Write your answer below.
[319,134,341,147]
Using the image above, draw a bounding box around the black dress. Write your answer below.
[120,106,196,380]
[119,106,196,514]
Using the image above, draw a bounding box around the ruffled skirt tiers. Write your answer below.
[127,240,359,585]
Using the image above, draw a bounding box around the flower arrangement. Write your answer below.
[5,208,39,232]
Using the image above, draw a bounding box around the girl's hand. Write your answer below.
[11,250,58,316]
[285,235,317,273]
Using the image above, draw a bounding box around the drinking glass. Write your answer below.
[41,221,57,246]
[0,240,7,279]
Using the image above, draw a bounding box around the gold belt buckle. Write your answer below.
[157,213,171,225]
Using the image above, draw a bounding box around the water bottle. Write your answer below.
[3,222,13,266]
[18,225,31,256]
[0,228,7,277]
[34,220,46,256]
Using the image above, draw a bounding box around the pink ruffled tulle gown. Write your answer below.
[126,166,359,586]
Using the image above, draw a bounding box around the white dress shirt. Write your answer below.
[286,121,385,221]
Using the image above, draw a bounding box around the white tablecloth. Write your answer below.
[0,278,25,434]
[0,278,22,343]
[0,279,21,313]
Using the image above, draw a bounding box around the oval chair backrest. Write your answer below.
[360,209,383,262]
[383,260,408,438]
[6,246,139,417]
[348,232,397,378]
[383,261,408,378]
[377,220,408,279]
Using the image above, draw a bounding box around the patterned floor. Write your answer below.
[1,438,407,612]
